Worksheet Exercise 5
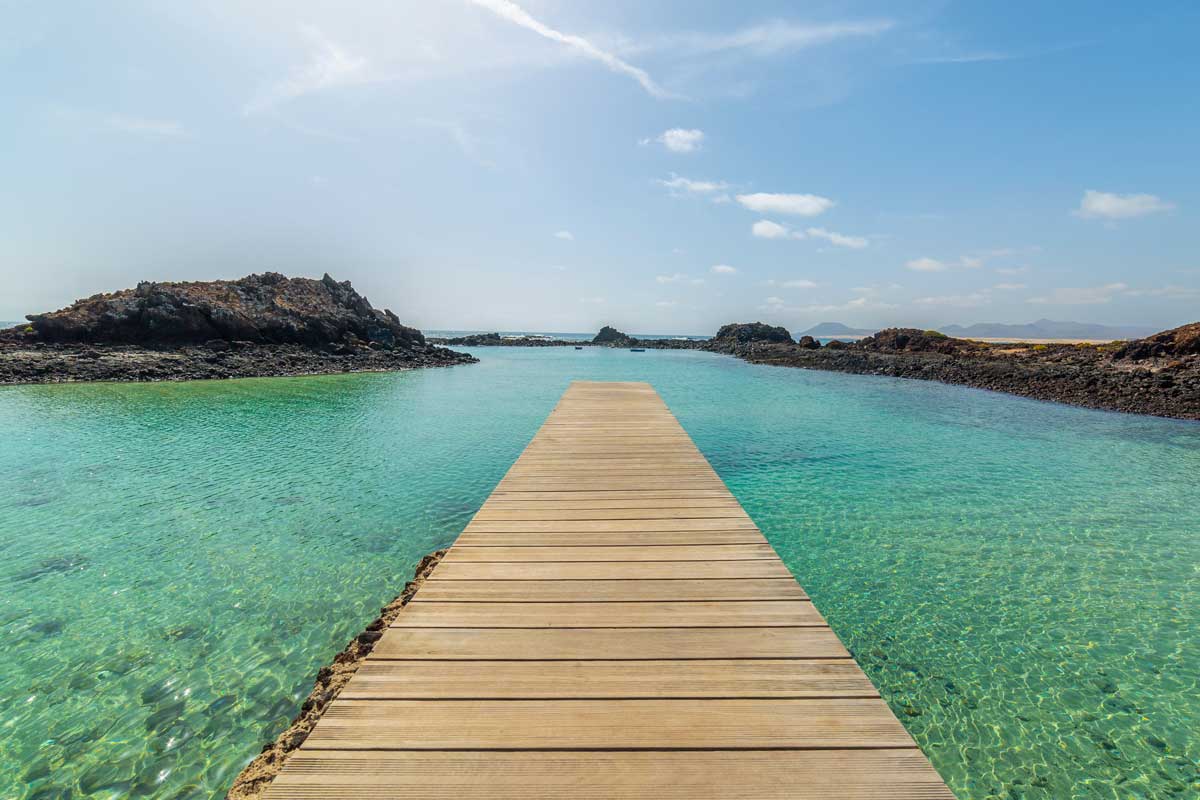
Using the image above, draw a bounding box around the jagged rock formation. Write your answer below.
[1114,322,1200,360]
[592,325,637,347]
[24,272,423,349]
[1,273,474,384]
[711,322,793,345]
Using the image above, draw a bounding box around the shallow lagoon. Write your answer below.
[1,347,1197,799]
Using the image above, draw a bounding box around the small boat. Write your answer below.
[629,347,646,352]
[574,346,583,350]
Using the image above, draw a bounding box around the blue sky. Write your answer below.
[2,1,1197,334]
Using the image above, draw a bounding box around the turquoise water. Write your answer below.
[1,348,1197,799]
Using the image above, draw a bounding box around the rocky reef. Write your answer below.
[710,325,1200,421]
[1,273,475,384]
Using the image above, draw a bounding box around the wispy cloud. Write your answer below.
[737,193,834,216]
[1028,283,1128,305]
[913,292,990,308]
[630,19,894,57]
[554,230,575,241]
[104,114,186,137]
[469,0,672,99]
[657,173,728,194]
[710,264,737,275]
[905,255,982,272]
[1074,190,1174,220]
[806,226,868,249]
[764,278,818,289]
[579,295,606,304]
[992,282,1028,290]
[656,273,705,285]
[245,24,369,114]
[800,295,898,313]
[1027,282,1196,305]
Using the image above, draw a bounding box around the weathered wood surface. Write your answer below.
[264,381,953,799]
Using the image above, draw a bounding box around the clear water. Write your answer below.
[1,348,1196,800]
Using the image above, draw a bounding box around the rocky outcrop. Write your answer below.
[592,325,636,347]
[24,272,423,349]
[1,273,475,384]
[1114,322,1200,361]
[711,322,793,345]
[431,332,577,347]
[858,328,970,355]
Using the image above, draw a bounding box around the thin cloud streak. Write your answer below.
[469,0,674,99]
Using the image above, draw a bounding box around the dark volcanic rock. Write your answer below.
[711,322,793,345]
[24,272,423,349]
[796,335,820,350]
[1,273,475,384]
[709,322,1200,421]
[592,325,636,347]
[858,328,970,355]
[431,332,575,347]
[1114,322,1200,361]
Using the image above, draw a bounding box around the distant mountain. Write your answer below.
[799,322,878,337]
[938,319,1158,341]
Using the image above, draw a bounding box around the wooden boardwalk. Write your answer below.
[265,381,954,799]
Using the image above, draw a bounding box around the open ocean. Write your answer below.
[1,347,1196,799]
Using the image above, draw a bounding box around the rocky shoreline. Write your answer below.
[706,325,1200,421]
[1,273,475,384]
[226,550,445,800]
[0,340,473,384]
[429,325,705,350]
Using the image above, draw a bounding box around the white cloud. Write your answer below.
[737,192,834,216]
[764,296,786,306]
[656,273,705,285]
[1122,285,1200,299]
[905,257,948,272]
[751,220,799,239]
[1028,283,1128,305]
[710,264,737,274]
[913,293,990,308]
[656,128,704,152]
[245,24,369,113]
[105,115,185,137]
[469,0,671,98]
[554,230,574,241]
[992,282,1027,290]
[657,173,727,194]
[655,300,678,307]
[578,295,606,304]
[906,255,982,272]
[806,227,868,249]
[1074,190,1173,220]
[780,279,818,289]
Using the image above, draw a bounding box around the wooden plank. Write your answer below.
[391,600,826,628]
[370,627,853,660]
[471,508,752,521]
[441,544,778,561]
[452,532,770,547]
[340,659,874,699]
[428,560,794,580]
[462,519,759,532]
[304,698,916,750]
[264,750,955,800]
[414,578,808,602]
